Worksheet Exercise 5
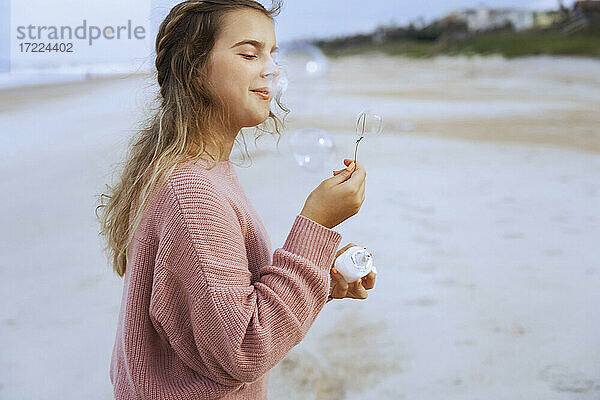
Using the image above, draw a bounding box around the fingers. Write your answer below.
[347,279,368,299]
[330,268,349,299]
[332,160,355,176]
[337,161,365,206]
[329,164,355,182]
[358,172,366,201]
[332,159,356,176]
[361,269,376,290]
[342,161,365,186]
[330,258,374,300]
[330,267,366,300]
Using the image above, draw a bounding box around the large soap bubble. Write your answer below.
[278,41,328,80]
[288,128,335,172]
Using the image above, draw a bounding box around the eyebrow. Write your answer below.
[231,39,278,53]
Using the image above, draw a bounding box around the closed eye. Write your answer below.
[240,54,257,60]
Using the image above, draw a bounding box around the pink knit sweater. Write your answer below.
[110,158,342,399]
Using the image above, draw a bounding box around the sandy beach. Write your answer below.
[0,54,598,399]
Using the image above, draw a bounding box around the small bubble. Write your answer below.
[288,128,335,172]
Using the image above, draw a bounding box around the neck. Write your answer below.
[198,129,238,161]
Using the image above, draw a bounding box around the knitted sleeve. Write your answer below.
[148,174,342,386]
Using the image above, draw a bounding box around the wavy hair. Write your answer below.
[96,0,288,277]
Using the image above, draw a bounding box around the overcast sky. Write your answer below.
[4,0,579,73]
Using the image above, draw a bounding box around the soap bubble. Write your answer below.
[268,58,288,116]
[272,65,288,99]
[356,109,383,138]
[278,41,328,79]
[288,128,335,172]
[269,67,288,116]
[262,52,285,98]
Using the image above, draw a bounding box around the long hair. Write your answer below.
[96,0,288,277]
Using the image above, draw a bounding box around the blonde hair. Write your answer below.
[96,0,288,277]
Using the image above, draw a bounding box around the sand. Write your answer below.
[0,54,598,399]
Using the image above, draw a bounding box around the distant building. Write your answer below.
[532,11,563,28]
[451,7,534,32]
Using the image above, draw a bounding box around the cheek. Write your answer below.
[209,60,244,95]
[227,73,251,101]
[210,59,263,113]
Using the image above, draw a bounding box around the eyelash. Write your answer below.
[240,53,280,65]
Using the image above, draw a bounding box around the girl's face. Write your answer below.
[207,9,279,132]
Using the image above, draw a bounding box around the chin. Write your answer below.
[244,112,270,127]
[259,110,270,124]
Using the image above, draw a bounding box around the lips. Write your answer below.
[250,87,271,99]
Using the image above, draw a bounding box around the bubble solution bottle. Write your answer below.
[334,246,375,282]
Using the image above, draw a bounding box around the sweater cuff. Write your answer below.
[282,215,342,271]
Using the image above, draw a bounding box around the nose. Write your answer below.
[261,56,280,82]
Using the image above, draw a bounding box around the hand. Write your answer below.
[328,242,376,301]
[300,159,366,229]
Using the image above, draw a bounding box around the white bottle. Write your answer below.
[334,246,375,282]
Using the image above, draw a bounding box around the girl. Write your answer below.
[97,1,375,399]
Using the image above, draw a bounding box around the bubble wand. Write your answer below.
[353,110,382,165]
[334,245,375,283]
[354,112,366,164]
